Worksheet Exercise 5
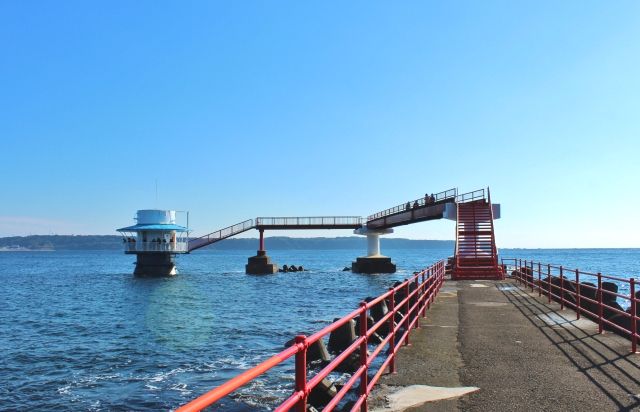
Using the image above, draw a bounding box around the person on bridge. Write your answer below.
[413,201,419,208]
[405,202,411,211]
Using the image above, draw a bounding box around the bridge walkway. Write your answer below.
[366,188,457,230]
[370,278,640,411]
[187,216,363,252]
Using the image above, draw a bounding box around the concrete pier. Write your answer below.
[370,279,640,411]
[352,227,396,274]
[134,253,177,276]
[245,250,278,274]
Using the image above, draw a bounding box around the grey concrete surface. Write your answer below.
[369,279,640,411]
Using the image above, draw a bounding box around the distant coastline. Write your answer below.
[0,235,455,251]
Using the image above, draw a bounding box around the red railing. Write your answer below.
[487,188,498,264]
[502,258,638,353]
[177,260,446,411]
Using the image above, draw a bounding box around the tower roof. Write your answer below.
[117,224,188,232]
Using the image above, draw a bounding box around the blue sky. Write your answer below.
[1,1,638,247]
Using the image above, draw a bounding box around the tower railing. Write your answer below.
[124,241,189,253]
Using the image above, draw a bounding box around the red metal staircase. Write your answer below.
[453,190,502,280]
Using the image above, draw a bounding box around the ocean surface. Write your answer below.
[0,248,637,411]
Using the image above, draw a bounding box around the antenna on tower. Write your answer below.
[155,179,158,207]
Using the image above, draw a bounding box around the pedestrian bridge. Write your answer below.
[181,187,500,276]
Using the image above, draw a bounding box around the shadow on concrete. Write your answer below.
[500,282,640,411]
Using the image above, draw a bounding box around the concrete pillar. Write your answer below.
[367,232,381,256]
[351,227,396,274]
[246,232,278,274]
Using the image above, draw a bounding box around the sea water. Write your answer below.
[0,248,637,410]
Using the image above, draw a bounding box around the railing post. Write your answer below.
[538,262,542,296]
[575,269,580,320]
[597,273,603,334]
[530,261,534,292]
[422,270,428,316]
[294,335,307,412]
[404,280,410,345]
[388,287,396,373]
[560,266,564,310]
[631,278,637,353]
[547,264,551,303]
[358,302,368,412]
[426,271,432,312]
[414,277,420,328]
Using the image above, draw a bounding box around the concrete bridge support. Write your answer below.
[352,228,396,273]
[246,229,278,274]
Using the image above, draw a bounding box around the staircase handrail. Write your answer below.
[454,200,461,270]
[487,187,499,263]
[188,219,255,251]
[367,188,457,221]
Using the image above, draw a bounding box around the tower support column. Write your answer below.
[134,253,177,276]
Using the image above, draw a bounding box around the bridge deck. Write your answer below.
[255,216,363,230]
[370,279,640,411]
[366,202,451,230]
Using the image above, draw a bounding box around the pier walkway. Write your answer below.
[370,278,640,411]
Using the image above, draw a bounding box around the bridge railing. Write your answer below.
[188,219,255,250]
[367,188,457,221]
[256,216,364,227]
[502,258,639,353]
[176,260,446,412]
[456,188,486,203]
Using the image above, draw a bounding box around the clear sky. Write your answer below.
[1,1,638,248]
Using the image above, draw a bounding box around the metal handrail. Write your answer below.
[487,187,498,262]
[187,219,255,251]
[367,188,457,221]
[256,216,364,226]
[456,188,485,203]
[502,258,639,353]
[176,260,446,412]
[124,241,188,253]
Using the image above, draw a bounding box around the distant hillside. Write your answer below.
[0,235,454,251]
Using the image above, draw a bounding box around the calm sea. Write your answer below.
[0,248,637,411]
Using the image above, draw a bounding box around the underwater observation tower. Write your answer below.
[117,210,189,276]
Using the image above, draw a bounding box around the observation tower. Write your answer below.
[117,209,189,276]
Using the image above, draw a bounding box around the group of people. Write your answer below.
[405,193,436,211]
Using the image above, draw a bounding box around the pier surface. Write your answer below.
[371,279,640,411]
